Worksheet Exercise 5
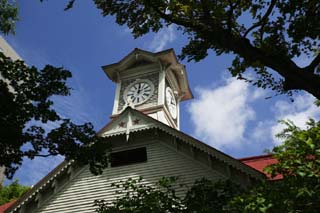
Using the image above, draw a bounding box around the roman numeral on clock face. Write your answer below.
[124,80,154,105]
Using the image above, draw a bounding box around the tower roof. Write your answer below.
[102,48,193,101]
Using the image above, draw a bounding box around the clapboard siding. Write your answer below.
[34,141,224,213]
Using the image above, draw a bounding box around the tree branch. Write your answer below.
[304,54,320,73]
[150,4,195,29]
[243,0,276,38]
[24,153,54,158]
[208,27,320,98]
[227,0,234,31]
[200,0,211,22]
[149,0,320,99]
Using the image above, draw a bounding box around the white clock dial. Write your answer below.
[166,87,177,119]
[124,80,154,106]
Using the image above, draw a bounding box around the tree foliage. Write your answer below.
[0,53,110,179]
[94,176,185,212]
[267,119,320,179]
[62,0,320,99]
[94,177,241,212]
[233,119,320,212]
[0,0,18,34]
[184,178,242,212]
[0,1,110,179]
[0,180,30,205]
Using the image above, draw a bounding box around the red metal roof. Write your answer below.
[239,154,282,180]
[0,200,16,213]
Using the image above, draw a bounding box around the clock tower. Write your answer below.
[102,48,193,130]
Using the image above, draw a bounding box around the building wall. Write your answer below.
[34,141,224,213]
[0,167,5,185]
[0,36,21,61]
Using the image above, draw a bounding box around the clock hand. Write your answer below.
[137,83,141,93]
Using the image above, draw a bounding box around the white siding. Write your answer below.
[35,141,224,213]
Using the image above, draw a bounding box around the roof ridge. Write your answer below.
[239,154,273,162]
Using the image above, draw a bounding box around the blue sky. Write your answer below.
[2,1,320,186]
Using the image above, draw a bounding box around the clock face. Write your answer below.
[166,87,177,119]
[124,80,154,106]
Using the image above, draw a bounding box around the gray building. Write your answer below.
[0,36,21,185]
[0,36,21,61]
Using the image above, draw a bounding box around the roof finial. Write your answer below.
[135,53,139,60]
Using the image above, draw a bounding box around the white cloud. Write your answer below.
[270,94,320,145]
[188,78,263,149]
[148,25,176,52]
[251,120,274,141]
[247,93,319,146]
[187,75,320,154]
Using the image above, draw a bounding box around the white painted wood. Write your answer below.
[148,112,158,120]
[34,141,224,213]
[120,64,159,80]
[177,99,180,130]
[158,65,165,105]
[112,81,121,115]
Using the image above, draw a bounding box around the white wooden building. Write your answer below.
[6,49,265,213]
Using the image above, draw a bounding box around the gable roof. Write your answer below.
[98,107,265,179]
[5,161,72,212]
[6,107,266,212]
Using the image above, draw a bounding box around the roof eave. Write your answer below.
[102,48,177,82]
